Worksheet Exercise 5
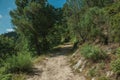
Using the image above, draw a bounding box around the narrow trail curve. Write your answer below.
[27,44,86,80]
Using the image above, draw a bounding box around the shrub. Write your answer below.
[4,51,33,73]
[98,76,110,80]
[0,74,11,80]
[0,67,12,80]
[88,67,96,77]
[80,44,106,62]
[111,58,120,74]
[12,73,26,80]
[116,47,120,54]
[104,1,120,43]
[0,35,16,58]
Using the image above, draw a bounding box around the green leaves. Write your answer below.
[10,0,65,54]
[4,51,32,73]
[0,35,16,58]
[111,58,120,74]
[80,44,106,62]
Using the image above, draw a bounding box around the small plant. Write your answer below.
[4,51,33,73]
[115,47,120,58]
[111,58,120,74]
[88,67,96,77]
[98,76,110,80]
[80,44,106,62]
[99,61,105,69]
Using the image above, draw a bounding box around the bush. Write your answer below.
[88,67,96,77]
[98,76,110,80]
[12,73,26,80]
[4,51,33,73]
[0,74,11,80]
[104,2,120,43]
[0,35,16,58]
[116,47,120,54]
[0,67,12,80]
[80,44,106,62]
[111,58,120,74]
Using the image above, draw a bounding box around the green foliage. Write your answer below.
[64,0,120,44]
[80,44,106,61]
[83,0,113,7]
[0,67,12,80]
[116,47,120,55]
[0,74,11,80]
[98,76,110,80]
[99,61,105,69]
[0,35,16,58]
[4,51,32,73]
[64,0,110,43]
[88,68,96,77]
[10,0,65,54]
[110,13,120,42]
[78,7,104,41]
[12,73,26,80]
[104,1,120,43]
[111,58,120,74]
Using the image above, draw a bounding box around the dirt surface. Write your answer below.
[27,44,86,80]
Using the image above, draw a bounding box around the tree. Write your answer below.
[104,1,120,43]
[63,0,84,44]
[10,0,64,54]
[63,0,114,45]
[83,0,114,7]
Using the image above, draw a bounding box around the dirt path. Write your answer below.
[27,44,86,80]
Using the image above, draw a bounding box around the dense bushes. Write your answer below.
[4,51,33,73]
[104,1,120,43]
[64,0,120,45]
[0,51,32,80]
[0,35,16,57]
[80,44,106,61]
[78,7,105,42]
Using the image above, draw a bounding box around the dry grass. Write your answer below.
[12,73,26,80]
[33,55,47,64]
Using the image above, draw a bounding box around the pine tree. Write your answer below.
[10,0,57,54]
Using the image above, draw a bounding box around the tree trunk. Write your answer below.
[34,35,41,55]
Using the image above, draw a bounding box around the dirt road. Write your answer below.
[27,44,86,80]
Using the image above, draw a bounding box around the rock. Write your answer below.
[106,71,114,77]
[85,71,89,76]
[72,49,80,57]
[79,60,87,72]
[73,57,85,70]
[79,76,86,80]
[107,48,112,54]
[91,77,96,80]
